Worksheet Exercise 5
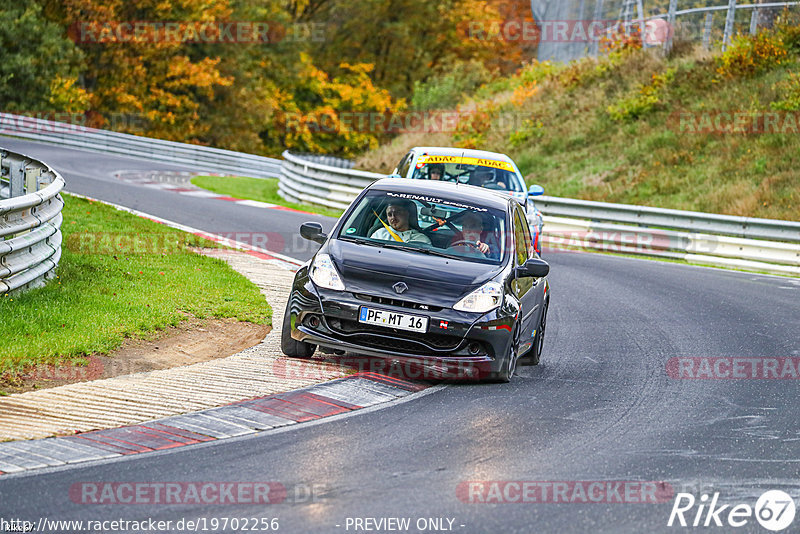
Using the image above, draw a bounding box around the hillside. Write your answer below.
[356,19,800,222]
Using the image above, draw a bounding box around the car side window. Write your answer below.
[395,152,413,177]
[514,208,529,266]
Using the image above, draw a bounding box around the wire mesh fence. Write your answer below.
[530,0,799,62]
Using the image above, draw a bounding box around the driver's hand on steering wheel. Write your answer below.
[475,241,490,254]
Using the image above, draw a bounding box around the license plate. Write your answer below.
[359,307,428,333]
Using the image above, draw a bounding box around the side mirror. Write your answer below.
[516,258,549,278]
[528,184,545,196]
[300,222,328,244]
[387,173,402,179]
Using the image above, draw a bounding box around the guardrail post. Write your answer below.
[749,8,760,34]
[9,160,24,198]
[723,0,737,51]
[590,0,605,56]
[703,12,714,50]
[25,166,40,193]
[636,0,646,46]
[665,0,678,54]
[577,0,587,54]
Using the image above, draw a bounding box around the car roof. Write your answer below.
[368,178,515,211]
[409,146,516,165]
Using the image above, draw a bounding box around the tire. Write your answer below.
[489,326,519,383]
[530,300,548,366]
[280,302,316,359]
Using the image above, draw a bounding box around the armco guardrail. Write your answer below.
[0,113,281,179]
[279,152,800,276]
[535,196,800,243]
[0,148,65,294]
[541,216,800,276]
[280,150,382,210]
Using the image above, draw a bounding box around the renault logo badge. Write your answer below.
[393,282,408,294]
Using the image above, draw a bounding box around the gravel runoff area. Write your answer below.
[0,250,351,441]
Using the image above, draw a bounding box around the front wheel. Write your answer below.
[489,326,519,383]
[280,301,316,358]
[530,300,548,366]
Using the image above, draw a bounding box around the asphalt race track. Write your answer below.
[1,138,799,533]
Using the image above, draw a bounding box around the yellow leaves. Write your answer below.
[57,0,237,144]
[165,56,233,94]
[269,54,404,155]
[48,76,91,113]
[716,31,788,79]
[511,81,538,106]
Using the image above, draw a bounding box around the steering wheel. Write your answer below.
[423,217,459,235]
[450,239,484,251]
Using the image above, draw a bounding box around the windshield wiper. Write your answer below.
[341,237,461,260]
[340,236,385,248]
[380,242,460,259]
[413,248,462,259]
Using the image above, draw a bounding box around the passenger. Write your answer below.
[370,200,431,245]
[449,211,493,256]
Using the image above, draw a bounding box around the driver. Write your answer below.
[428,163,445,181]
[370,199,431,245]
[449,211,492,256]
[469,167,506,189]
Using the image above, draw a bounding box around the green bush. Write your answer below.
[775,9,800,54]
[771,72,800,111]
[607,69,674,122]
[411,62,490,110]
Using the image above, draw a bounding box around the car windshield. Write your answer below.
[410,154,523,193]
[338,190,508,265]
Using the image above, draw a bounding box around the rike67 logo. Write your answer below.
[668,490,796,531]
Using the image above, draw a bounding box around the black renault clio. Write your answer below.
[281,178,550,382]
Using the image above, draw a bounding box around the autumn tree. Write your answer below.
[0,2,85,112]
[304,0,534,99]
[38,0,234,141]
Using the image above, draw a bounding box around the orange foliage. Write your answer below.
[52,0,234,142]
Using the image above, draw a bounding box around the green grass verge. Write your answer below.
[191,175,344,219]
[0,194,271,380]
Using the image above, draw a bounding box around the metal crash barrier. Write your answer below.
[0,148,65,294]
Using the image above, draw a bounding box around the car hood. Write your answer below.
[329,240,503,306]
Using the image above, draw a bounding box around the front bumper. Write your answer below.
[286,279,515,379]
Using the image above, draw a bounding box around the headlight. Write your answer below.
[453,282,503,313]
[309,254,345,291]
